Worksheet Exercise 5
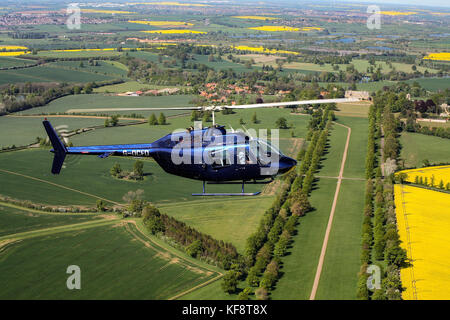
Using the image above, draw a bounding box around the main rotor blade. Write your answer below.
[66,106,202,113]
[66,98,360,114]
[221,98,360,109]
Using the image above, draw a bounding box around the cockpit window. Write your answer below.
[258,139,282,156]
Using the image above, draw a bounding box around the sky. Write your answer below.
[7,0,450,9]
[336,0,450,8]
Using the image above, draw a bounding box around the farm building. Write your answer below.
[345,90,370,100]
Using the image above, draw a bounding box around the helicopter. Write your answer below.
[43,97,358,196]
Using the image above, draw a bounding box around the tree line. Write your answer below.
[0,79,123,116]
[357,97,408,300]
[142,204,240,269]
[398,174,450,192]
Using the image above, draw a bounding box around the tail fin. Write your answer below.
[43,120,67,174]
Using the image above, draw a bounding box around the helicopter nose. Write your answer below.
[279,156,297,173]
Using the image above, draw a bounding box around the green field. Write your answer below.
[179,280,232,300]
[400,132,450,167]
[127,51,163,63]
[35,50,123,59]
[316,122,347,177]
[93,81,184,93]
[0,203,101,238]
[417,120,450,128]
[0,57,36,69]
[337,116,369,179]
[0,116,110,148]
[0,65,116,84]
[248,57,437,75]
[48,60,129,78]
[335,102,370,118]
[159,196,275,253]
[405,77,450,91]
[314,179,364,299]
[0,222,218,299]
[18,94,197,117]
[194,54,256,72]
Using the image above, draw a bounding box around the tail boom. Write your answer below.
[43,120,157,174]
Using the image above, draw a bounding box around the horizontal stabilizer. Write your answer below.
[192,192,261,196]
[43,120,67,174]
[51,152,66,174]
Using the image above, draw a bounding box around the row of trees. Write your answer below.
[376,85,449,141]
[148,113,167,126]
[358,99,408,300]
[224,162,311,299]
[104,115,120,127]
[0,194,96,213]
[292,107,334,194]
[142,204,240,269]
[411,175,450,191]
[365,105,378,179]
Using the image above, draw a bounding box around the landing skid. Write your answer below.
[192,192,261,196]
[192,181,261,196]
[207,179,273,185]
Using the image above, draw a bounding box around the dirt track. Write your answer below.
[309,122,351,300]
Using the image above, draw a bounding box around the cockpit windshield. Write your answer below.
[248,139,283,166]
[256,139,282,157]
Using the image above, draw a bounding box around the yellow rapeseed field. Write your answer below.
[249,26,299,32]
[81,9,135,14]
[128,20,193,26]
[34,48,143,55]
[302,27,323,31]
[130,2,210,6]
[423,52,450,62]
[249,26,323,32]
[0,45,28,51]
[397,165,450,187]
[379,11,418,16]
[140,30,206,34]
[48,48,114,52]
[232,45,298,55]
[0,51,27,56]
[232,16,279,20]
[394,184,450,299]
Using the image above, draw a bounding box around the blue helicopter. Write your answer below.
[44,98,357,196]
